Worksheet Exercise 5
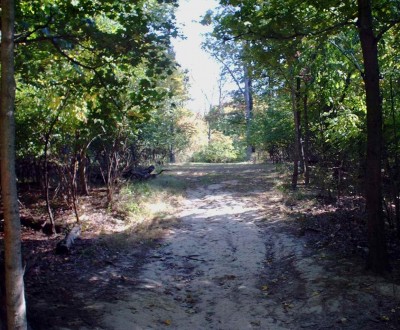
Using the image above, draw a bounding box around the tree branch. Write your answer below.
[213,53,244,94]
[50,38,102,71]
[329,40,363,75]
[14,16,53,43]
[376,19,400,42]
[15,34,77,45]
[223,16,356,43]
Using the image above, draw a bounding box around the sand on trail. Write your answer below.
[86,164,400,330]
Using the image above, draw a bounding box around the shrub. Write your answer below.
[191,131,241,163]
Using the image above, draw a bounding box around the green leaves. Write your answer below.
[192,132,241,163]
[15,0,182,164]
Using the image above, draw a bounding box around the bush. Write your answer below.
[191,131,242,163]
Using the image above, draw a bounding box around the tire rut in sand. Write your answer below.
[99,175,271,329]
[90,164,400,330]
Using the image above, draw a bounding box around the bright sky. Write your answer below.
[172,0,221,113]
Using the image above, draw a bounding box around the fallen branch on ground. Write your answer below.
[128,165,167,180]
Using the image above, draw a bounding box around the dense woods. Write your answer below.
[202,0,400,274]
[1,0,400,328]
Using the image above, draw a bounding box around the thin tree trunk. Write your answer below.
[43,119,59,234]
[357,0,389,272]
[71,157,80,223]
[207,105,212,143]
[389,77,400,237]
[169,124,176,163]
[44,139,56,234]
[295,77,304,173]
[78,149,89,195]
[291,77,301,189]
[169,146,176,163]
[303,90,311,185]
[0,0,28,328]
[244,64,253,161]
[43,89,70,229]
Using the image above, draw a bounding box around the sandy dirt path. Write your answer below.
[86,164,400,330]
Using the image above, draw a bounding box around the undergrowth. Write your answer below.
[273,164,319,213]
[102,174,188,248]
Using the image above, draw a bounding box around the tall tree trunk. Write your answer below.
[43,126,56,234]
[357,0,389,272]
[295,77,304,173]
[389,77,400,237]
[303,90,311,185]
[291,77,301,189]
[244,64,254,161]
[0,0,28,328]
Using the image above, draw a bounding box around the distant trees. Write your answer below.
[206,0,400,273]
[202,34,255,161]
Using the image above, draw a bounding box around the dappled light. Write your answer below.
[1,0,400,328]
[15,163,400,329]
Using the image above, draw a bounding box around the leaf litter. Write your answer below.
[22,163,400,329]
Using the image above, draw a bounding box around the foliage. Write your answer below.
[204,0,400,272]
[5,0,400,277]
[114,174,187,229]
[250,101,294,155]
[132,69,196,164]
[191,131,243,163]
[206,0,399,179]
[13,0,193,215]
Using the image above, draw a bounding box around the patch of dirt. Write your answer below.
[8,163,400,329]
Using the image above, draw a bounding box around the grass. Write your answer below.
[272,164,318,211]
[100,173,188,249]
[120,175,186,223]
[198,173,221,185]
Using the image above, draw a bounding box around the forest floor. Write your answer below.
[16,163,400,329]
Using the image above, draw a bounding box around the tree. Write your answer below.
[210,0,400,272]
[0,0,28,328]
[243,60,254,160]
[202,28,254,159]
[357,0,389,272]
[12,0,180,216]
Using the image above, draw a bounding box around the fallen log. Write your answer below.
[56,225,81,254]
[129,165,166,180]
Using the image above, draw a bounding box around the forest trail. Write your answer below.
[82,164,398,330]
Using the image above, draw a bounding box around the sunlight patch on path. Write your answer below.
[99,178,272,329]
[90,163,400,330]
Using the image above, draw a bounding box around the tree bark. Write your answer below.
[291,76,301,189]
[389,77,400,237]
[244,64,254,161]
[303,91,310,185]
[169,124,176,163]
[357,0,389,272]
[44,128,56,234]
[0,0,28,328]
[295,77,304,173]
[78,149,89,195]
